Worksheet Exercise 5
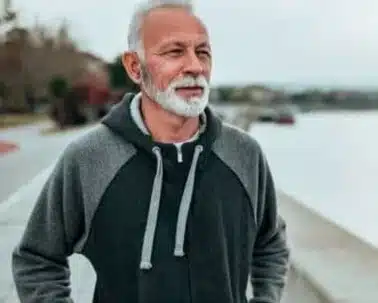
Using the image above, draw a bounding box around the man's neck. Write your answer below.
[140,92,200,144]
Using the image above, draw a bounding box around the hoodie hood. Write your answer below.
[102,92,222,168]
[101,92,222,269]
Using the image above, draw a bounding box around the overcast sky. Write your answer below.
[9,0,378,89]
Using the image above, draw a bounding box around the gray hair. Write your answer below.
[127,0,195,59]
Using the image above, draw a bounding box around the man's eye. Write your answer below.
[197,50,211,57]
[167,49,183,55]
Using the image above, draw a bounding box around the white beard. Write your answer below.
[141,67,210,117]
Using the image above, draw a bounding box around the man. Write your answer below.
[12,1,290,302]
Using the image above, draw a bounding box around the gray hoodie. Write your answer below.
[12,93,290,302]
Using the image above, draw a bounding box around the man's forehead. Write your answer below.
[142,7,209,49]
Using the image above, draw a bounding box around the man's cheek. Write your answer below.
[151,67,177,90]
[149,72,166,90]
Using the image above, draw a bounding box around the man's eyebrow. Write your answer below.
[158,40,210,51]
[158,41,186,51]
[197,42,211,49]
[197,41,210,47]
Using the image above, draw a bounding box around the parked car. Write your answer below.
[256,105,297,125]
[257,108,277,123]
[276,112,295,124]
[274,105,298,125]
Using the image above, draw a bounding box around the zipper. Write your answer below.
[176,145,183,163]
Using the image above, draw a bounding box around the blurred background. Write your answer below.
[0,1,377,302]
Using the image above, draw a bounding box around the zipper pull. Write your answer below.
[176,145,183,163]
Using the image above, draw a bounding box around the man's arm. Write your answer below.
[12,144,84,302]
[250,152,290,303]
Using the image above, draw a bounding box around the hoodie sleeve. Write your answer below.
[12,143,84,303]
[249,151,290,303]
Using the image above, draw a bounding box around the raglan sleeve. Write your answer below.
[12,142,84,302]
[249,148,290,303]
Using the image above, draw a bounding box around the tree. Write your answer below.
[48,76,69,128]
[217,86,234,102]
[48,76,68,99]
[108,55,138,92]
[0,82,8,112]
[0,82,8,99]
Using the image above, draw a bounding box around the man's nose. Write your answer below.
[182,51,205,76]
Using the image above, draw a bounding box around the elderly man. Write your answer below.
[12,1,290,302]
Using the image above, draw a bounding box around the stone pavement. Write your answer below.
[0,122,93,202]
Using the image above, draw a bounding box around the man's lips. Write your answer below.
[175,86,204,96]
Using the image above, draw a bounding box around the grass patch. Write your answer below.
[40,122,97,136]
[40,124,83,135]
[0,113,49,129]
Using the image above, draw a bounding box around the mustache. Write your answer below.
[139,62,209,92]
[170,76,208,89]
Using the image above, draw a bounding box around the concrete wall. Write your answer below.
[278,192,378,303]
[283,265,331,303]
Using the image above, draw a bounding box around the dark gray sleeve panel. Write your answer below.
[212,122,290,303]
[212,122,262,226]
[72,124,137,252]
[12,124,136,302]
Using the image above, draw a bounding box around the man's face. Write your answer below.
[139,7,212,117]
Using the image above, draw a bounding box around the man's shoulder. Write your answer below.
[63,124,113,157]
[214,121,262,157]
[62,124,136,164]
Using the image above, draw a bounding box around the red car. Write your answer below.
[274,106,297,125]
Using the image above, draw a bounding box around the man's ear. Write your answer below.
[122,52,142,84]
